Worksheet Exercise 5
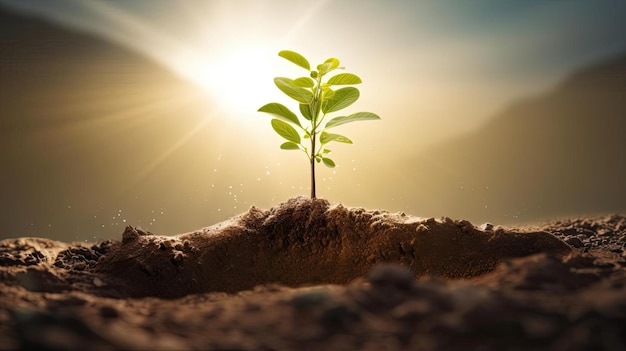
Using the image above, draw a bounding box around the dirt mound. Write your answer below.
[96,197,571,298]
[1,203,625,350]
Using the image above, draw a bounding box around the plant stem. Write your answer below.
[310,130,316,198]
[308,74,324,199]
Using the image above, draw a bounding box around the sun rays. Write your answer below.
[22,0,337,188]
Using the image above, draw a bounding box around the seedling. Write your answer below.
[258,50,380,198]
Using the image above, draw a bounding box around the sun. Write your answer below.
[176,44,289,118]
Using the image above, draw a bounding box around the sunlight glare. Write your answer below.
[178,44,284,118]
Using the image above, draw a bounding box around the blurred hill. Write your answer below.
[0,6,234,241]
[396,53,626,224]
[2,4,625,240]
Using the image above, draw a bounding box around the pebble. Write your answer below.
[565,237,584,248]
[480,223,494,231]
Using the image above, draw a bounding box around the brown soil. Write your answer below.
[1,197,625,350]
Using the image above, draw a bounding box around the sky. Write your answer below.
[1,0,626,241]
[3,0,625,142]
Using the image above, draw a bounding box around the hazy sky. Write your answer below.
[1,0,626,240]
[3,0,625,143]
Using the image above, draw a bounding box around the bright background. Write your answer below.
[1,0,625,242]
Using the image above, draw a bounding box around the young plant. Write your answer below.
[258,50,380,199]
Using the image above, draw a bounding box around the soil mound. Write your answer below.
[1,202,625,350]
[96,197,571,298]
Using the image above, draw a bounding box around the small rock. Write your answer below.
[121,226,140,244]
[480,223,494,231]
[416,224,428,233]
[565,237,585,248]
[442,217,454,224]
[93,277,106,287]
[172,251,184,264]
[458,220,474,233]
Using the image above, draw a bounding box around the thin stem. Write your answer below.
[310,130,316,198]
[308,74,324,199]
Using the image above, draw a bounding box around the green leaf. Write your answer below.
[271,119,301,143]
[320,131,353,145]
[322,85,335,99]
[325,112,381,129]
[324,58,340,70]
[299,103,313,120]
[278,50,310,70]
[322,157,336,168]
[292,77,314,88]
[317,58,340,76]
[275,77,313,104]
[327,73,362,85]
[322,87,360,114]
[280,142,300,150]
[258,103,302,127]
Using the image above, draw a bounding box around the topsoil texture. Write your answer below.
[0,197,625,350]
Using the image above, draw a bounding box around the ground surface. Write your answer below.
[1,198,625,350]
